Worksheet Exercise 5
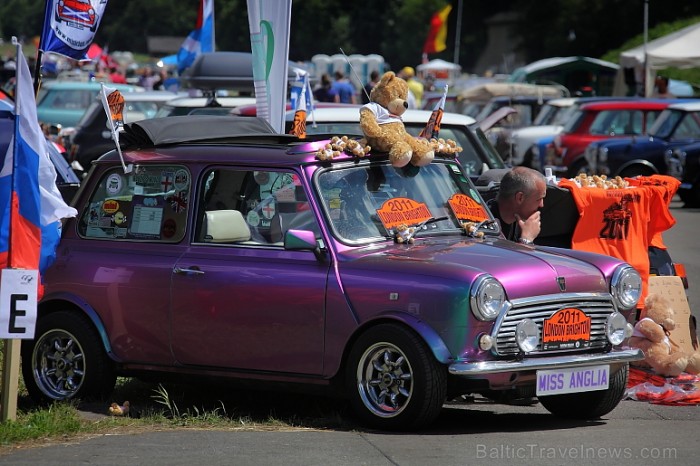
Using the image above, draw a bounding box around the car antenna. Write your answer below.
[339,48,371,103]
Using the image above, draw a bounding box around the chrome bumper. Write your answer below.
[448,348,643,376]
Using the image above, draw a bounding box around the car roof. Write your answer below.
[291,106,477,126]
[666,101,700,111]
[161,96,257,108]
[40,80,140,91]
[120,90,184,102]
[578,100,676,110]
[102,115,371,167]
[104,115,461,169]
[543,97,579,107]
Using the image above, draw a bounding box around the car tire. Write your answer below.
[21,311,116,404]
[345,323,447,431]
[618,166,655,179]
[679,178,700,208]
[538,363,629,419]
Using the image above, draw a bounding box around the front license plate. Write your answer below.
[536,364,609,396]
[542,307,591,350]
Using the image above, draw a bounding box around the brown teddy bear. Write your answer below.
[360,71,434,168]
[628,294,700,377]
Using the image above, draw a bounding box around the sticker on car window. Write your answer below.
[129,196,165,239]
[167,190,188,213]
[106,173,123,196]
[173,169,190,191]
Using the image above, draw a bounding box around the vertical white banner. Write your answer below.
[0,269,38,339]
[247,0,292,133]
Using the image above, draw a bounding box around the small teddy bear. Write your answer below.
[628,294,700,377]
[394,224,415,243]
[108,401,130,416]
[359,71,434,168]
[315,135,371,161]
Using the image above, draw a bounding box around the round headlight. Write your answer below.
[606,312,628,346]
[470,276,506,321]
[515,319,539,352]
[611,266,642,310]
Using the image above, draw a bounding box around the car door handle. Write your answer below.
[173,266,205,276]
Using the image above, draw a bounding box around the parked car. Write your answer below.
[549,100,671,176]
[456,82,567,118]
[677,140,700,207]
[153,94,257,117]
[25,115,643,431]
[477,94,567,163]
[0,99,81,203]
[282,106,507,179]
[503,97,579,168]
[36,80,140,128]
[585,101,700,181]
[69,90,182,168]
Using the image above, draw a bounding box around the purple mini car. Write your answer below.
[25,115,643,430]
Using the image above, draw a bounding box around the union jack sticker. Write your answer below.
[168,190,188,213]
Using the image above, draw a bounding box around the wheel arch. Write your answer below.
[333,312,453,380]
[614,159,657,177]
[38,293,117,361]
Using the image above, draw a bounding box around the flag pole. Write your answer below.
[453,0,463,66]
[339,48,368,102]
[1,38,23,423]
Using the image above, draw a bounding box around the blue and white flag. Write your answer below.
[177,0,215,74]
[40,0,109,61]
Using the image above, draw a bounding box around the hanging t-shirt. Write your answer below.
[559,178,675,307]
[624,175,679,249]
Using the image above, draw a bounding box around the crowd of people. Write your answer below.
[312,65,433,109]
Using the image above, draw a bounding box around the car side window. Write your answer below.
[78,165,190,242]
[197,168,319,246]
[672,113,700,140]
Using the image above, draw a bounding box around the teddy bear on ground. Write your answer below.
[359,71,434,168]
[628,293,700,377]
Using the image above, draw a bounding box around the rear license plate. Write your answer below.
[536,364,609,396]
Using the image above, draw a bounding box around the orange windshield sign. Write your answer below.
[448,194,489,222]
[376,197,433,230]
[542,308,591,350]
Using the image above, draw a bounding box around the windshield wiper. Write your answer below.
[394,216,449,243]
[462,218,497,238]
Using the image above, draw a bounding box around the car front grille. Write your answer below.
[493,294,614,356]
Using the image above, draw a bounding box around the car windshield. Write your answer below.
[315,161,496,244]
[533,103,560,126]
[562,108,586,133]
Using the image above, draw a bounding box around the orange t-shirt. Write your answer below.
[624,175,679,249]
[559,179,675,306]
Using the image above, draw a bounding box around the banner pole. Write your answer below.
[1,339,21,422]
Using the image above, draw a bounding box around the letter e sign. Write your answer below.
[0,269,38,339]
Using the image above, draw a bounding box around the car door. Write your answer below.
[170,168,330,375]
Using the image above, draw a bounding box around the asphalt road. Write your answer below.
[0,199,698,466]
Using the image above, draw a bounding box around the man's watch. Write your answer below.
[519,237,534,245]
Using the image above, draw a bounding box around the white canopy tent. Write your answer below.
[416,59,461,80]
[616,22,700,96]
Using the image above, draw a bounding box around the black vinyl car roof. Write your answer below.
[120,115,300,148]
